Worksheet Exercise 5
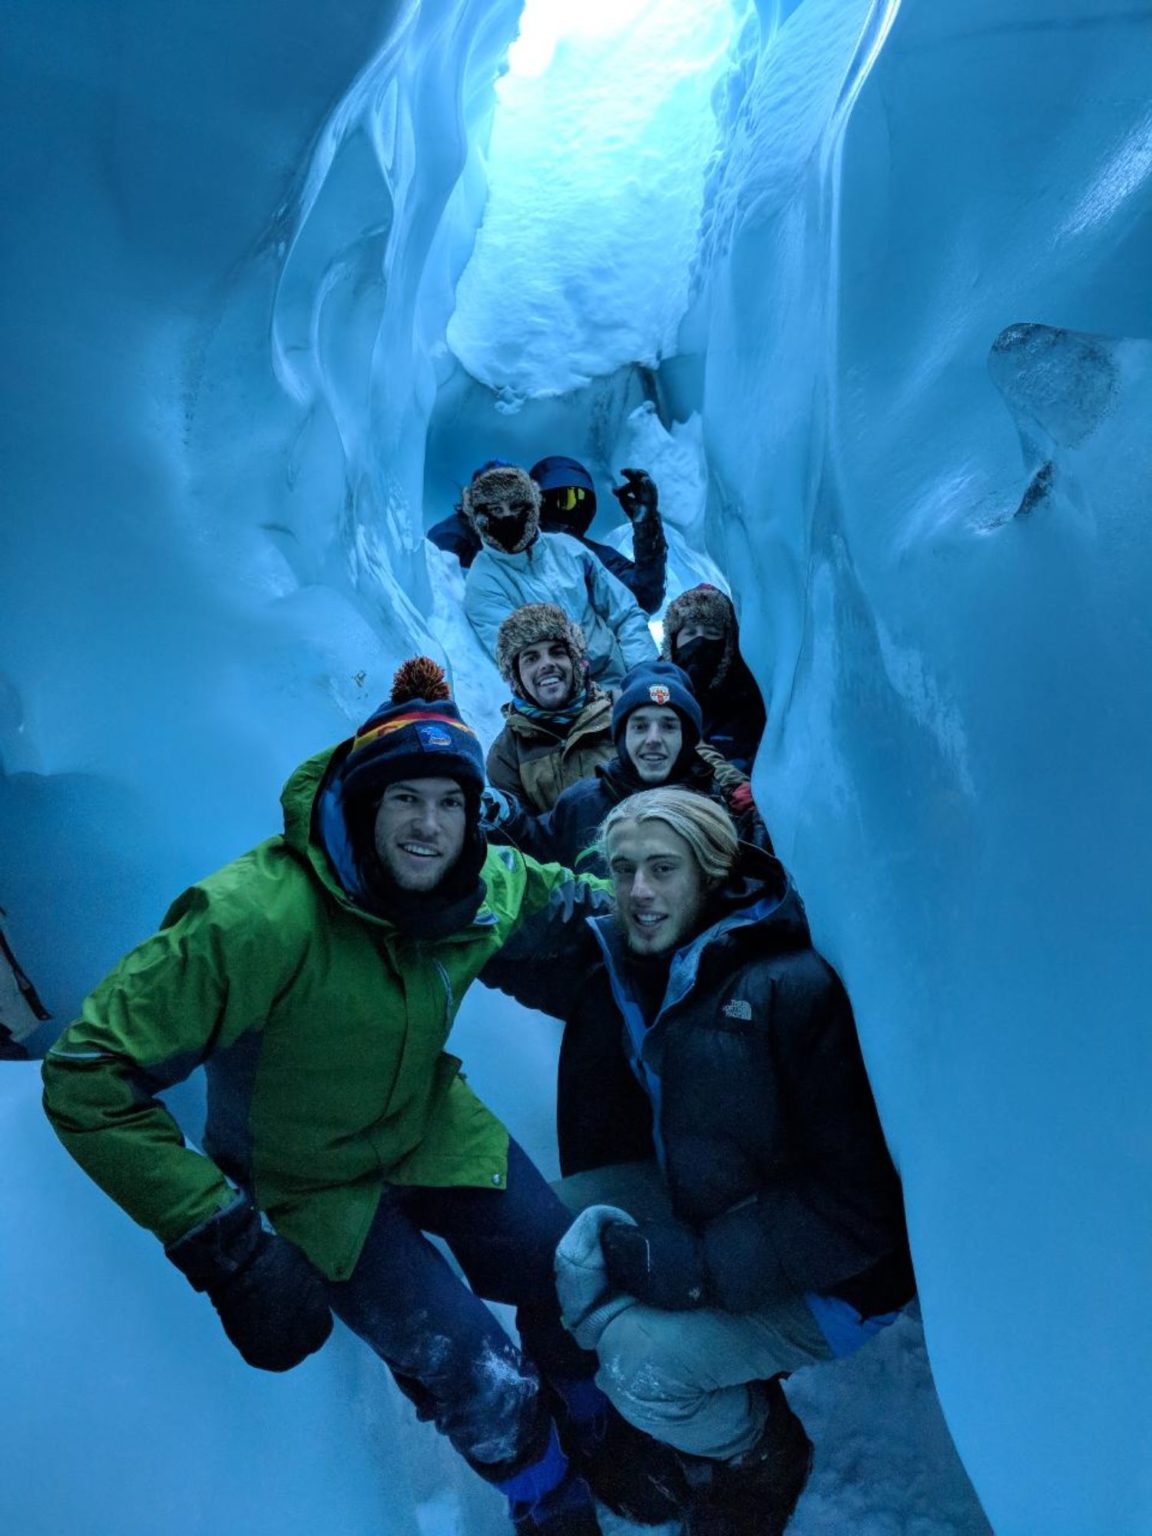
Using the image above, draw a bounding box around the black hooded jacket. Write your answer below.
[498,847,913,1318]
[675,643,767,776]
[491,749,729,876]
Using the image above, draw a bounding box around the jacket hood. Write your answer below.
[706,843,809,956]
[280,742,489,937]
[661,584,737,689]
[531,455,598,538]
[591,841,809,986]
[281,745,341,881]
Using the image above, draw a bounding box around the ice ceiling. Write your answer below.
[2,2,1151,1533]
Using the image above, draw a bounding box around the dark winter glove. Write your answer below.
[479,787,516,831]
[166,1199,333,1372]
[600,1218,709,1310]
[611,467,659,523]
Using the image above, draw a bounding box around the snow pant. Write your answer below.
[326,1139,598,1483]
[554,1175,834,1463]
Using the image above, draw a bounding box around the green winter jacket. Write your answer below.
[42,743,609,1280]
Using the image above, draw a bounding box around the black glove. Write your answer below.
[611,467,658,522]
[600,1218,709,1310]
[479,787,516,831]
[166,1199,333,1372]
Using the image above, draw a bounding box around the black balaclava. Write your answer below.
[462,464,542,556]
[675,635,727,699]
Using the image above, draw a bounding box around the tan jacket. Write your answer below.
[486,690,615,814]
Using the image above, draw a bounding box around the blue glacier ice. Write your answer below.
[2,1,1150,1532]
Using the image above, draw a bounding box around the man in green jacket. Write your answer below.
[41,657,660,1536]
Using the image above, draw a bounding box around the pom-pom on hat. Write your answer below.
[495,602,588,687]
[611,660,703,752]
[342,658,485,803]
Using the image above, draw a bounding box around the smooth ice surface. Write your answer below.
[693,3,1152,1531]
[3,1,1150,1533]
[447,0,733,401]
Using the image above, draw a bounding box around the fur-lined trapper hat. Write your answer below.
[461,464,541,555]
[495,602,588,687]
[660,584,737,688]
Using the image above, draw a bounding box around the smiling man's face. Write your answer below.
[518,640,576,709]
[606,818,709,956]
[373,777,467,892]
[623,705,683,784]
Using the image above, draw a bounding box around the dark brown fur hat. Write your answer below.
[461,465,541,554]
[660,584,737,687]
[495,602,587,687]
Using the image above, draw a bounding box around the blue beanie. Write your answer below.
[529,455,596,495]
[471,457,513,479]
[612,660,702,752]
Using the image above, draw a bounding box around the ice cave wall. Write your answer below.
[0,0,518,1028]
[692,3,1152,1531]
[2,2,1151,1533]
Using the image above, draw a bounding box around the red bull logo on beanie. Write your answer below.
[648,684,671,705]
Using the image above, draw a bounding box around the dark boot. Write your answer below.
[509,1465,603,1535]
[568,1404,691,1526]
[498,1423,603,1536]
[685,1378,813,1536]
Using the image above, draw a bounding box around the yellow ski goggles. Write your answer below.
[549,486,588,512]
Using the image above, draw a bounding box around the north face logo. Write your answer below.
[648,684,671,705]
[722,998,753,1022]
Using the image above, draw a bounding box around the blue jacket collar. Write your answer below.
[588,882,789,1069]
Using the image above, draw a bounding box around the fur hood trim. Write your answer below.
[461,466,541,555]
[660,583,737,687]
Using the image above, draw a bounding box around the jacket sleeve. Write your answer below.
[480,853,610,1016]
[484,794,563,865]
[41,885,277,1247]
[696,744,748,792]
[699,963,902,1311]
[486,731,524,800]
[589,541,642,597]
[629,509,668,614]
[463,559,505,662]
[427,511,481,568]
[582,552,657,672]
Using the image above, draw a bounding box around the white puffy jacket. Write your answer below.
[465,531,656,687]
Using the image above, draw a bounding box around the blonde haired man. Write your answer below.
[548,788,913,1536]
